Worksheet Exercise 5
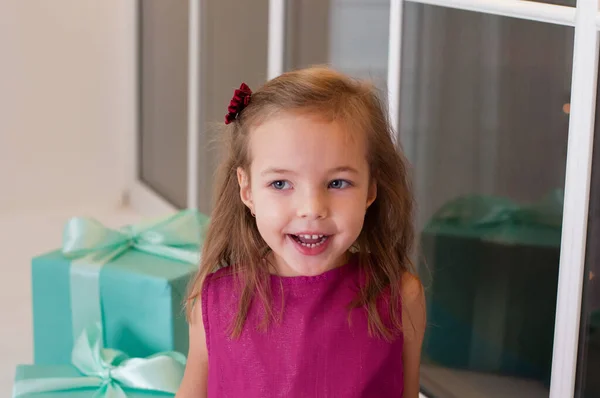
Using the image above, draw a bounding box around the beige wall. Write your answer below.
[0,0,135,213]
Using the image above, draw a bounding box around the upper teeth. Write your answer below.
[300,234,323,239]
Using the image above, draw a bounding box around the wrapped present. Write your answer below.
[420,191,563,381]
[13,323,185,397]
[32,209,209,365]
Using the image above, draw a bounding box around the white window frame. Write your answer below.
[128,0,204,217]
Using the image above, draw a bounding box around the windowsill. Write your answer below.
[420,364,549,398]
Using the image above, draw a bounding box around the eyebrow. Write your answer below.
[260,168,291,176]
[330,166,359,174]
[260,166,359,177]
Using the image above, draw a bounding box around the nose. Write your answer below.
[296,189,328,220]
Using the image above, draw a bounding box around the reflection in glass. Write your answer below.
[398,5,574,397]
[285,0,390,92]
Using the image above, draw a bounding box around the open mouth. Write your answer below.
[289,234,329,248]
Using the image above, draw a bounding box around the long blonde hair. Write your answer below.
[186,66,415,341]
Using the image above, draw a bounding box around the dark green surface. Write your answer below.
[420,194,562,381]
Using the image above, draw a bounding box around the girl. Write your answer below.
[176,67,426,398]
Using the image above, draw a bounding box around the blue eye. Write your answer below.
[271,180,290,190]
[329,179,351,189]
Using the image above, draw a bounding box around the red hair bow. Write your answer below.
[225,83,252,124]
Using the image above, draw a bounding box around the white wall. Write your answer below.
[0,0,135,214]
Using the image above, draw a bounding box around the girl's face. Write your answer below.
[238,111,377,277]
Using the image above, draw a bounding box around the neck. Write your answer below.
[266,251,351,277]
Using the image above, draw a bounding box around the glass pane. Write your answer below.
[285,0,390,92]
[195,1,269,214]
[139,0,188,209]
[576,70,600,398]
[399,6,574,397]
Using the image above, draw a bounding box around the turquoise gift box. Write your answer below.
[14,323,185,397]
[31,210,209,365]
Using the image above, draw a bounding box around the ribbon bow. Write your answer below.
[13,323,186,397]
[62,209,209,347]
[225,82,252,124]
[62,209,207,265]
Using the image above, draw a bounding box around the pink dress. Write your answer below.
[202,255,405,397]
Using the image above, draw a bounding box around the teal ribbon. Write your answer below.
[62,209,209,346]
[424,190,564,247]
[13,323,186,397]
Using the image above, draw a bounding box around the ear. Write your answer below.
[366,179,377,209]
[237,167,254,211]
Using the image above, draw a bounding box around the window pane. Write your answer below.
[576,67,600,398]
[285,0,389,92]
[139,0,188,209]
[399,6,574,397]
[194,1,269,214]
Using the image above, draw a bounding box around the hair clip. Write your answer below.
[225,83,252,124]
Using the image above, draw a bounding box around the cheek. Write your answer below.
[346,206,367,228]
[334,191,369,224]
[253,189,289,224]
[345,211,367,243]
[336,187,370,210]
[255,209,289,242]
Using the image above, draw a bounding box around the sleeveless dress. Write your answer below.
[202,255,404,398]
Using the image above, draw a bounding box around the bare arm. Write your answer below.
[175,299,209,398]
[401,273,426,398]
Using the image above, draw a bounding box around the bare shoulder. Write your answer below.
[400,272,426,340]
[189,294,208,332]
[401,272,425,304]
[399,272,426,397]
